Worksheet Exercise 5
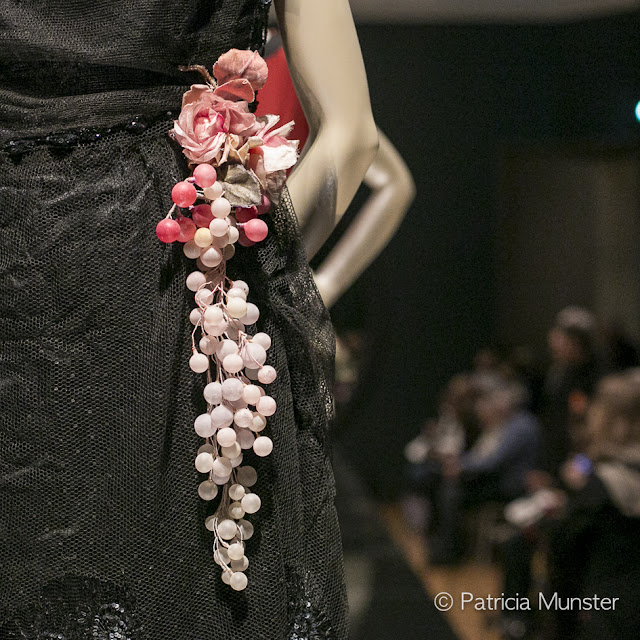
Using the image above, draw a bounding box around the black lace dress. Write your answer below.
[0,1,347,638]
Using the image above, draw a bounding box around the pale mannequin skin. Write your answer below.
[273,0,379,258]
[273,0,414,307]
[313,129,415,308]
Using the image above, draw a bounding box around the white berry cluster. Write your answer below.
[186,267,277,591]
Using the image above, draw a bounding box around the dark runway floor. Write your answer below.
[333,450,458,640]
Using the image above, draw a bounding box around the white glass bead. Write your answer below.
[217,519,238,540]
[232,280,249,295]
[230,571,248,591]
[195,452,214,473]
[229,397,248,409]
[212,457,232,477]
[186,271,207,292]
[216,427,236,448]
[241,303,260,326]
[257,395,276,416]
[236,466,257,487]
[213,472,231,485]
[241,493,261,514]
[183,239,201,259]
[211,404,234,429]
[221,442,241,459]
[223,354,244,374]
[229,502,245,520]
[204,182,223,200]
[197,443,215,456]
[230,556,249,572]
[200,247,222,267]
[194,413,215,438]
[204,305,224,324]
[217,339,238,359]
[229,453,244,468]
[251,332,271,350]
[189,352,209,373]
[227,542,245,561]
[203,381,223,405]
[229,483,246,500]
[214,547,230,565]
[210,197,231,218]
[189,308,203,326]
[227,226,240,244]
[250,413,267,433]
[221,377,244,401]
[242,343,267,368]
[226,297,247,319]
[197,480,219,501]
[209,217,229,237]
[225,320,245,341]
[238,519,254,540]
[236,429,255,450]
[195,288,214,306]
[233,408,253,429]
[211,233,230,248]
[194,227,212,248]
[245,367,259,381]
[205,515,217,531]
[223,244,236,260]
[199,335,217,355]
[221,570,232,585]
[242,384,262,406]
[204,320,227,337]
[253,436,273,457]
[258,365,277,384]
[227,287,247,300]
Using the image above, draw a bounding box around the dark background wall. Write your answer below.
[313,12,640,498]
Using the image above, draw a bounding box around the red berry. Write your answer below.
[192,204,213,228]
[235,206,258,223]
[237,227,256,247]
[244,218,268,242]
[193,164,217,188]
[171,181,197,208]
[257,194,271,214]
[156,218,180,243]
[176,216,196,242]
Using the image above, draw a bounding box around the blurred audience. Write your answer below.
[406,374,539,565]
[401,304,640,639]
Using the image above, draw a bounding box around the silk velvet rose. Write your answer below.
[171,84,260,164]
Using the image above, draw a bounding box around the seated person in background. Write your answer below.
[547,369,640,640]
[429,375,540,564]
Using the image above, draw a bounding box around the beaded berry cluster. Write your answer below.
[155,49,298,591]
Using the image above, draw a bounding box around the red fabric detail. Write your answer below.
[257,47,309,149]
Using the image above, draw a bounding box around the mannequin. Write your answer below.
[313,130,415,308]
[274,0,379,258]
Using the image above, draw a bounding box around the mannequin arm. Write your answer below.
[274,0,379,258]
[313,130,415,308]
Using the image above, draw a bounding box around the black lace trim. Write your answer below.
[1,111,179,158]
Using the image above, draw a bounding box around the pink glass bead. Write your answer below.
[235,206,258,223]
[171,181,197,208]
[257,194,271,214]
[156,218,180,243]
[192,204,214,228]
[176,216,197,242]
[193,164,217,188]
[237,228,256,248]
[244,218,268,243]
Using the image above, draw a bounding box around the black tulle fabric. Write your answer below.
[0,2,347,638]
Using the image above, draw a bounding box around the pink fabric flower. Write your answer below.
[213,49,268,91]
[253,115,299,172]
[171,84,260,164]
